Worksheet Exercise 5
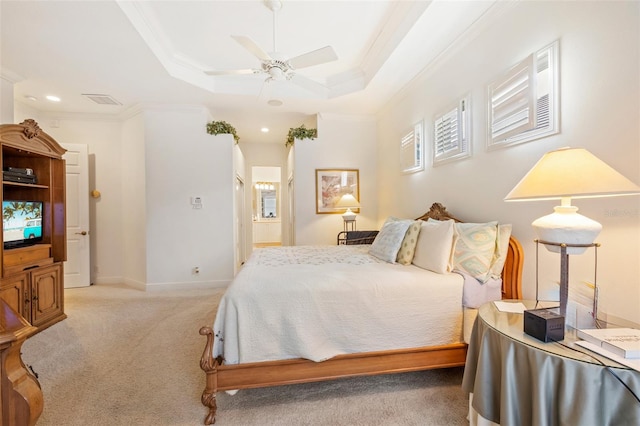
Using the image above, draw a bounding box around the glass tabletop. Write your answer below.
[478,300,634,369]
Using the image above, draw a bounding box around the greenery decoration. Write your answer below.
[286,125,317,147]
[206,120,240,143]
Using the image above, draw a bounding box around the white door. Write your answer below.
[288,176,295,245]
[62,143,90,288]
[235,176,245,272]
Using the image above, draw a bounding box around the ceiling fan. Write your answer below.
[204,0,338,97]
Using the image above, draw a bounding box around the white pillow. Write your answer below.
[490,224,512,279]
[369,218,413,263]
[411,219,457,274]
[453,221,498,283]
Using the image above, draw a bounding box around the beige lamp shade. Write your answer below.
[505,147,640,254]
[504,147,640,202]
[336,193,360,209]
[336,193,360,221]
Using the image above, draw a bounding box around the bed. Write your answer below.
[199,203,523,424]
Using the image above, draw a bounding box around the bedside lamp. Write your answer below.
[336,193,360,232]
[505,147,640,315]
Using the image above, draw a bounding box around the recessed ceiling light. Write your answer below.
[267,99,283,107]
[24,95,38,102]
[45,95,61,102]
[261,127,269,133]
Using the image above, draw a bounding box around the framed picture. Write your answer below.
[315,169,359,214]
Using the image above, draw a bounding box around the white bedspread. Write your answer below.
[213,245,465,365]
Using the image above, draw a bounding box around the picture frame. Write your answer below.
[315,169,359,214]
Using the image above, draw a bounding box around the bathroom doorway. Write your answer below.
[252,166,282,248]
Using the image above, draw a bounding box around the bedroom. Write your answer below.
[1,0,639,423]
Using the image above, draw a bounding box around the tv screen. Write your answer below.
[2,200,43,249]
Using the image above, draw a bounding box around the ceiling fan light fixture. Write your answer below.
[269,66,285,81]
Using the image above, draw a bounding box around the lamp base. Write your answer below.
[533,205,601,254]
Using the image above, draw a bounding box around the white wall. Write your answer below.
[121,111,146,287]
[13,100,41,124]
[143,106,235,289]
[0,76,14,124]
[294,114,378,245]
[377,1,640,325]
[11,102,239,290]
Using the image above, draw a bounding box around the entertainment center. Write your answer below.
[0,119,67,331]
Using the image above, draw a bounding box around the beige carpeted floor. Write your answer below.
[21,284,469,425]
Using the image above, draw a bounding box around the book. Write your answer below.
[575,341,640,372]
[577,327,640,359]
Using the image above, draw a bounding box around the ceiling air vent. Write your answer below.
[82,94,122,106]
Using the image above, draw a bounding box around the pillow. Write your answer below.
[369,218,413,263]
[453,221,498,283]
[411,219,457,274]
[392,219,422,265]
[490,224,512,279]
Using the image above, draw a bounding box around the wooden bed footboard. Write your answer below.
[199,326,467,425]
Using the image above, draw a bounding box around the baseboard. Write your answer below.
[91,276,230,291]
[94,275,126,285]
[144,280,230,291]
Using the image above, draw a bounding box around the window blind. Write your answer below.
[488,54,536,143]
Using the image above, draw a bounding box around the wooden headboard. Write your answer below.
[415,202,523,300]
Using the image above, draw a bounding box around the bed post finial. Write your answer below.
[200,326,218,424]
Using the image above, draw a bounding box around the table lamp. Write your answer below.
[336,193,360,231]
[505,147,640,315]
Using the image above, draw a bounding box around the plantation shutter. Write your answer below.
[401,122,423,173]
[488,54,536,144]
[434,101,468,162]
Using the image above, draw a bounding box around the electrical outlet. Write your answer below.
[193,266,200,275]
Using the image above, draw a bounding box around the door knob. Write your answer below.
[75,231,88,236]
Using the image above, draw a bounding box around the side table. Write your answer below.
[462,300,640,425]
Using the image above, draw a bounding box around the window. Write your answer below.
[401,121,424,173]
[487,40,559,149]
[433,95,471,166]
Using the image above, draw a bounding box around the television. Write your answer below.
[2,200,44,249]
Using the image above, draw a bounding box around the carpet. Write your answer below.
[21,284,469,425]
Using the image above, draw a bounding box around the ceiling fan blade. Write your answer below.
[290,74,328,96]
[288,46,338,69]
[231,35,272,62]
[204,69,257,76]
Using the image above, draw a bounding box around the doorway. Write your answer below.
[252,166,281,249]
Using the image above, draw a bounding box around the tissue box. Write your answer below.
[524,308,565,342]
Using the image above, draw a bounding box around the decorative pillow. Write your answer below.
[369,218,413,263]
[453,221,498,283]
[393,220,422,265]
[411,219,457,274]
[490,224,512,279]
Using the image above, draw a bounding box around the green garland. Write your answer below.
[206,120,240,143]
[286,125,317,147]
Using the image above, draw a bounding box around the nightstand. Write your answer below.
[462,300,640,425]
